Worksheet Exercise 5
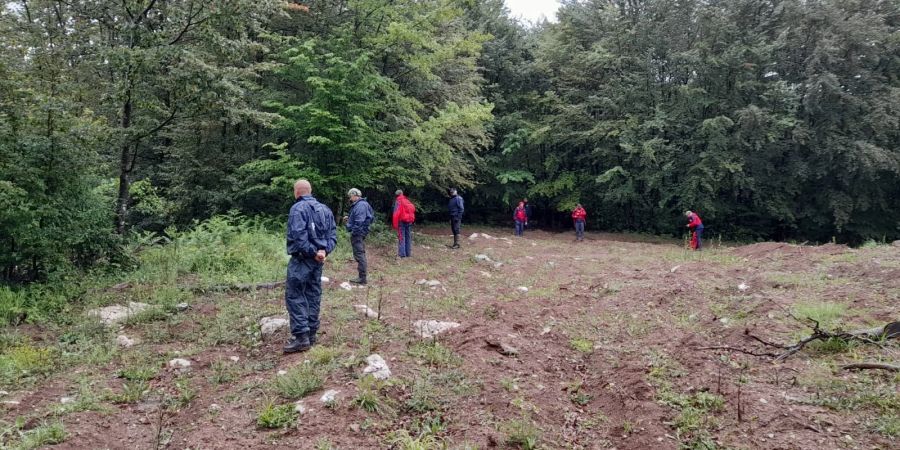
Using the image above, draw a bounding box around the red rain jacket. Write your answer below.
[572,207,586,222]
[392,194,416,229]
[687,213,703,229]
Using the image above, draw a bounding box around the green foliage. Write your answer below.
[791,302,848,329]
[256,402,297,429]
[501,417,541,450]
[407,341,461,367]
[8,421,67,450]
[272,364,325,400]
[0,344,56,386]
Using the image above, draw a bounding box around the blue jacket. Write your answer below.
[448,195,464,218]
[287,195,337,258]
[346,198,375,236]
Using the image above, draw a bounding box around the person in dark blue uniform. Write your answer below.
[344,188,374,285]
[284,179,337,353]
[447,188,464,249]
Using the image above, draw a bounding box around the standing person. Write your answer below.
[572,204,587,241]
[284,179,337,353]
[523,198,533,229]
[513,201,527,237]
[447,188,464,249]
[344,188,374,285]
[685,210,704,251]
[392,190,415,258]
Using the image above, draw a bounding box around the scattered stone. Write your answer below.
[541,326,551,335]
[759,398,768,404]
[474,254,492,262]
[1,400,20,406]
[526,256,534,260]
[479,271,492,278]
[738,283,749,291]
[892,240,900,248]
[349,423,360,433]
[415,279,428,285]
[168,358,192,369]
[60,396,75,404]
[320,389,340,404]
[516,286,529,293]
[468,233,480,240]
[208,403,221,413]
[277,370,287,376]
[321,276,331,283]
[294,401,308,414]
[229,356,240,363]
[0,391,8,396]
[87,302,151,326]
[339,281,353,291]
[175,302,189,312]
[719,318,730,325]
[116,335,136,348]
[353,304,379,319]
[413,320,461,338]
[485,338,519,356]
[531,242,537,246]
[670,266,680,273]
[259,316,289,336]
[425,280,442,287]
[362,354,392,380]
[481,233,495,240]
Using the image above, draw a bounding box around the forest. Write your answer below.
[2,0,899,281]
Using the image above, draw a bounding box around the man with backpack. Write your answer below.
[447,188,464,249]
[392,190,416,258]
[572,204,587,241]
[284,179,337,353]
[344,188,374,285]
[513,201,527,237]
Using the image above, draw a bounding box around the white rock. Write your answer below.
[116,335,135,348]
[320,389,340,403]
[415,279,428,285]
[175,302,189,312]
[526,256,534,260]
[738,283,749,291]
[277,370,287,376]
[474,254,492,262]
[719,318,730,325]
[60,396,75,404]
[468,233,480,240]
[362,354,392,380]
[479,271,492,278]
[209,403,222,413]
[516,286,529,293]
[0,391,8,396]
[294,401,308,414]
[168,358,191,369]
[670,266,680,273]
[87,302,151,326]
[1,400,20,406]
[493,262,504,268]
[531,242,537,246]
[425,280,442,287]
[339,282,353,291]
[413,320,461,338]
[759,398,768,404]
[481,233,495,240]
[353,304,379,319]
[321,276,330,283]
[259,316,289,336]
[229,356,240,362]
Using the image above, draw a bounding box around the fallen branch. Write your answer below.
[695,345,779,358]
[840,363,900,372]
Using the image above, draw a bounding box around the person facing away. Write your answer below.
[572,204,587,241]
[284,179,337,353]
[344,188,374,285]
[392,189,416,257]
[513,201,527,237]
[685,210,704,250]
[447,188,464,249]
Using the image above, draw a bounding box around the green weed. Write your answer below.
[110,380,149,404]
[501,418,541,450]
[569,337,594,354]
[272,364,324,399]
[353,376,390,414]
[407,341,460,367]
[11,421,67,449]
[256,401,296,429]
[387,429,445,450]
[0,344,56,386]
[791,302,847,328]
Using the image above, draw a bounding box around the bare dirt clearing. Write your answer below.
[2,228,898,449]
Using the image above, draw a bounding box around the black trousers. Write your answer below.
[450,216,462,236]
[351,234,367,280]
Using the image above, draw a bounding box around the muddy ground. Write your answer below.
[2,227,898,449]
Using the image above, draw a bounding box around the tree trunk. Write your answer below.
[115,94,133,234]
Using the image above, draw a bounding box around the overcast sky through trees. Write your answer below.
[505,0,561,23]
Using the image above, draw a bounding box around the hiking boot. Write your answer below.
[283,334,311,354]
[309,329,318,346]
[349,277,367,285]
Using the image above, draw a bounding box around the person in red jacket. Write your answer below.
[572,204,587,241]
[513,202,527,236]
[685,210,704,250]
[393,190,415,257]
